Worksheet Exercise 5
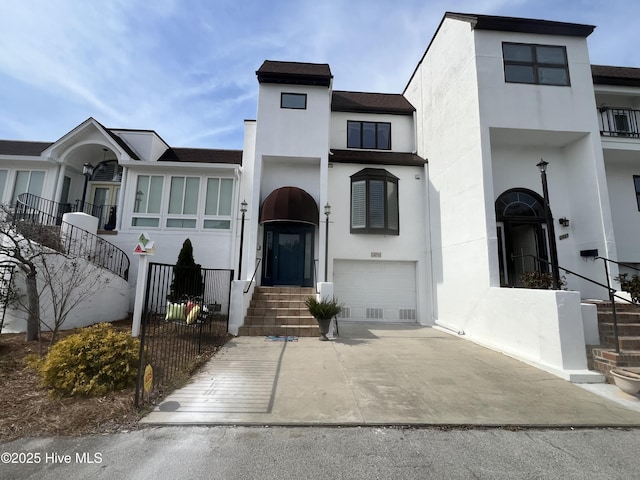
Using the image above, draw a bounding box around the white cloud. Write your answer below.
[0,0,639,147]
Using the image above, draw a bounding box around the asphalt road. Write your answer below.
[1,426,639,479]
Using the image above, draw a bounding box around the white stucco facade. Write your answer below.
[4,11,640,382]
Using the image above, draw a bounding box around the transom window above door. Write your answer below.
[347,121,391,150]
[502,42,570,86]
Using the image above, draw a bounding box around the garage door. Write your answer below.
[333,260,417,323]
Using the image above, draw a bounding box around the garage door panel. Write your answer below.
[334,260,417,323]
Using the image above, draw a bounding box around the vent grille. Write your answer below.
[338,307,350,319]
[366,308,383,319]
[399,309,416,321]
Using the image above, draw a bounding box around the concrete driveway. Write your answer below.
[142,324,640,426]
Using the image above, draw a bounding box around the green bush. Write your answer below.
[616,273,640,303]
[35,323,140,397]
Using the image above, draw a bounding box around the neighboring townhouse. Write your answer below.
[2,11,640,382]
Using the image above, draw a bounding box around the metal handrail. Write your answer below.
[244,258,262,294]
[513,253,634,353]
[15,193,130,280]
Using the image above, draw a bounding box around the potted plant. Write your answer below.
[305,296,343,341]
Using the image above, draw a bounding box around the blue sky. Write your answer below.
[0,0,638,150]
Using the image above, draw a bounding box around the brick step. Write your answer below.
[255,287,315,295]
[243,316,318,326]
[600,336,640,350]
[599,323,640,336]
[589,346,640,381]
[596,312,640,323]
[249,299,307,311]
[247,307,313,317]
[238,324,320,337]
[592,302,640,313]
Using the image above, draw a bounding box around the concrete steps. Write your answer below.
[238,286,319,337]
[587,301,640,381]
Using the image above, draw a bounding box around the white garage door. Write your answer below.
[333,260,417,323]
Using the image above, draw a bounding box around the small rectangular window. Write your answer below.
[281,93,307,109]
[503,42,569,86]
[634,176,640,211]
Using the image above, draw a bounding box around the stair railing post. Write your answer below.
[602,258,620,354]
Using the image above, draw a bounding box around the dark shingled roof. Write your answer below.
[0,140,52,156]
[330,149,426,167]
[158,147,243,165]
[332,91,415,115]
[256,60,332,86]
[446,12,595,37]
[592,65,640,87]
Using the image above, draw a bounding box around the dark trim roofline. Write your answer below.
[332,91,415,115]
[0,140,53,156]
[592,65,640,87]
[256,61,332,87]
[404,11,595,94]
[158,147,243,165]
[447,12,595,37]
[330,149,426,167]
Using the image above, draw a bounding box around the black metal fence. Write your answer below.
[135,262,233,407]
[15,193,130,280]
[0,265,15,335]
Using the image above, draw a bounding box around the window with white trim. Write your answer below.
[131,174,234,230]
[350,168,399,235]
[166,176,199,228]
[132,175,164,227]
[12,170,45,204]
[204,178,233,229]
[0,170,8,203]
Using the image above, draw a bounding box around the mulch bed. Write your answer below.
[0,319,230,443]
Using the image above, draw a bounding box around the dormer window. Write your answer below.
[347,121,391,150]
[503,43,570,86]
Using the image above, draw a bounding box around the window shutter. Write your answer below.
[351,181,366,228]
[387,180,398,230]
[369,180,385,228]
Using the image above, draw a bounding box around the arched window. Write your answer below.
[495,189,545,220]
[350,168,399,235]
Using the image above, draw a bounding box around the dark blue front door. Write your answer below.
[262,223,314,287]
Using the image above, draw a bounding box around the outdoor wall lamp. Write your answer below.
[80,162,95,211]
[536,158,561,290]
[559,217,570,227]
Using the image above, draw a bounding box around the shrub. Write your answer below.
[35,323,140,397]
[520,271,567,290]
[616,273,640,303]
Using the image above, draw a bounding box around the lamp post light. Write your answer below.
[238,200,248,280]
[324,203,331,281]
[537,159,561,290]
[81,162,94,212]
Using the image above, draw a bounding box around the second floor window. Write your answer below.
[347,121,391,150]
[503,43,570,86]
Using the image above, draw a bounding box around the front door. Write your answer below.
[262,223,314,287]
[495,188,552,287]
[90,184,120,229]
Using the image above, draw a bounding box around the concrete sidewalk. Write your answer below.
[141,324,640,426]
